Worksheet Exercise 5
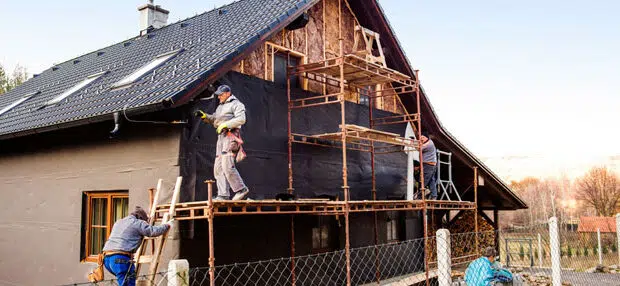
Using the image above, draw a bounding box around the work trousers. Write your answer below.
[214,132,246,197]
[103,254,135,286]
[423,163,438,199]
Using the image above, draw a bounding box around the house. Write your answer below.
[577,217,617,233]
[0,0,527,285]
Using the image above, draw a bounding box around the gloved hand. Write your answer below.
[194,110,207,119]
[216,123,228,134]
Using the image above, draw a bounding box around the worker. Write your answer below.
[101,206,173,286]
[195,85,250,201]
[465,246,513,285]
[420,133,438,199]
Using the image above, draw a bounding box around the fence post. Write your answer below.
[616,213,620,265]
[436,229,451,286]
[548,217,561,286]
[168,259,189,286]
[597,228,603,265]
[538,233,543,268]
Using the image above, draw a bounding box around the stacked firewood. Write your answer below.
[449,210,496,258]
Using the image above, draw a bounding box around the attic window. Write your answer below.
[112,49,183,88]
[52,66,60,71]
[123,42,131,47]
[73,60,81,65]
[180,23,189,28]
[44,71,107,106]
[97,51,105,56]
[0,91,40,117]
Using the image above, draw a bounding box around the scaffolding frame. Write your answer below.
[151,1,481,285]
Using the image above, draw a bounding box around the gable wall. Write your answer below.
[233,0,403,114]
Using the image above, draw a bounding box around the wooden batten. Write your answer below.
[235,0,403,113]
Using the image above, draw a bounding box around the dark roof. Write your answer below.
[578,217,617,233]
[0,0,525,209]
[0,0,315,139]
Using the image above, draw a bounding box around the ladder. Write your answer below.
[134,176,183,284]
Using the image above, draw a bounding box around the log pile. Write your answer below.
[449,210,496,258]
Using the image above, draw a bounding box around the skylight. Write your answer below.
[0,91,40,116]
[44,71,107,106]
[112,49,183,88]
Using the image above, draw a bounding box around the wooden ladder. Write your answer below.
[134,176,183,285]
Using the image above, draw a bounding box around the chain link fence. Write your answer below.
[64,216,620,286]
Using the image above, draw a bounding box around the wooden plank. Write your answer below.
[134,179,163,275]
[147,176,182,279]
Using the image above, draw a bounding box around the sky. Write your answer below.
[0,0,618,181]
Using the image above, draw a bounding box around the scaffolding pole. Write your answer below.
[206,180,216,286]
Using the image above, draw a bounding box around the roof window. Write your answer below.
[44,71,107,106]
[0,91,40,116]
[112,49,183,88]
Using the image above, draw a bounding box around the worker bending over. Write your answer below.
[195,85,249,201]
[101,206,173,286]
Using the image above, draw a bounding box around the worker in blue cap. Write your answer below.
[195,85,249,200]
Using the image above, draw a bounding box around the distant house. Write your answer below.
[578,217,617,233]
[0,0,526,285]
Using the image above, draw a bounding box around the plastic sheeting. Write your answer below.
[180,72,408,202]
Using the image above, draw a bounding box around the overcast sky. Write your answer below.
[0,0,617,180]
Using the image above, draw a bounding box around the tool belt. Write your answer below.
[103,250,134,258]
[223,128,246,163]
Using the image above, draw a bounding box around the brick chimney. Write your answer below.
[138,0,169,35]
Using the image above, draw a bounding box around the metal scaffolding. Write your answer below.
[150,1,481,285]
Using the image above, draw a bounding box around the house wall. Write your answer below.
[234,0,404,114]
[0,122,182,285]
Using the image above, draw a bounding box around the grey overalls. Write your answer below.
[204,95,247,197]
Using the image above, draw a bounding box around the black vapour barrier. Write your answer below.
[179,71,409,203]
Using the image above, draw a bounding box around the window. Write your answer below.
[359,86,373,106]
[112,49,183,88]
[0,91,39,116]
[82,191,129,262]
[312,217,331,253]
[386,212,400,243]
[274,51,301,88]
[45,71,107,106]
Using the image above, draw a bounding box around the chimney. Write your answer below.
[138,0,169,35]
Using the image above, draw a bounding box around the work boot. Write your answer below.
[212,196,228,201]
[232,188,250,201]
[423,189,431,197]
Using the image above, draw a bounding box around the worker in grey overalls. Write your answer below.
[195,85,249,200]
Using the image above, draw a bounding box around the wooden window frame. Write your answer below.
[312,225,331,254]
[386,212,400,243]
[82,191,129,262]
[265,41,308,90]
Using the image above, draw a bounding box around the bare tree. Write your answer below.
[0,63,29,95]
[575,166,620,216]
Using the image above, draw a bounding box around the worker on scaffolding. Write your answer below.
[420,132,438,199]
[101,206,173,286]
[195,84,250,201]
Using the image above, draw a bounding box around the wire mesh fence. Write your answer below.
[64,217,620,286]
[189,237,428,286]
[498,218,620,286]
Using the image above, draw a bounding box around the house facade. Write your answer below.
[0,0,526,285]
